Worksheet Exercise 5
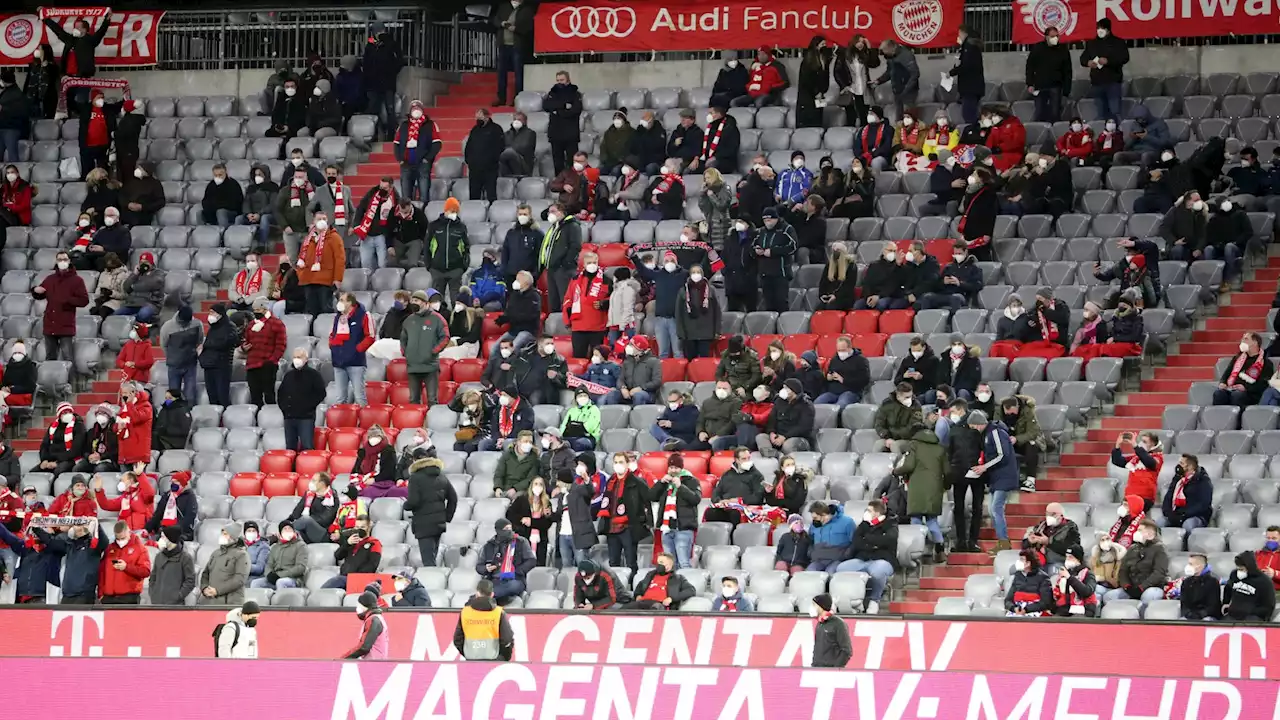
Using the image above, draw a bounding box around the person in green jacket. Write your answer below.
[715,335,763,397]
[493,429,541,498]
[560,388,602,452]
[894,424,949,563]
[400,289,451,404]
[426,197,471,305]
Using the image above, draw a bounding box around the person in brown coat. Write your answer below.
[295,210,345,316]
[31,249,89,362]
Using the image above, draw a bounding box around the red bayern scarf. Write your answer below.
[353,188,395,240]
[289,180,314,207]
[301,227,327,267]
[600,473,629,532]
[303,489,334,513]
[856,124,887,160]
[1108,509,1145,547]
[661,479,679,532]
[48,416,74,450]
[332,180,347,227]
[1228,352,1264,386]
[701,117,726,159]
[569,271,608,317]
[1172,471,1190,508]
[498,398,521,438]
[1036,303,1059,342]
[235,267,264,296]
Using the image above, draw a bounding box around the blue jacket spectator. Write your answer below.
[978,418,1020,492]
[469,253,507,307]
[0,523,61,601]
[243,520,270,583]
[583,350,621,390]
[634,254,688,319]
[654,392,699,447]
[35,523,107,601]
[776,153,815,204]
[808,501,856,568]
[1161,461,1213,530]
[711,582,756,612]
[333,57,364,116]
[1128,104,1171,154]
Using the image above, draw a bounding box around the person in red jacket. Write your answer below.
[1257,526,1280,592]
[115,381,153,469]
[241,297,288,406]
[1109,431,1163,512]
[93,469,155,534]
[562,250,613,359]
[115,323,156,384]
[982,105,1026,173]
[736,384,776,443]
[48,475,98,517]
[1092,119,1124,169]
[100,520,151,604]
[1056,117,1094,165]
[31,249,89,363]
[737,47,786,108]
[1,165,34,229]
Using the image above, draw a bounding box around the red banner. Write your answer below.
[0,10,164,67]
[1013,0,1280,44]
[534,0,963,54]
[3,608,1277,679]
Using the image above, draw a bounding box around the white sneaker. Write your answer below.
[865,600,880,615]
[1020,477,1037,493]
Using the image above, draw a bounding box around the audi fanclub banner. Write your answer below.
[10,609,1280,678]
[1013,0,1280,44]
[0,9,164,66]
[8,658,1279,719]
[534,0,964,54]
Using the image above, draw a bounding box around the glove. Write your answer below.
[267,572,279,584]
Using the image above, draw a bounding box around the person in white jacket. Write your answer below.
[216,601,262,658]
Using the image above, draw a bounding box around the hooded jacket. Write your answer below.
[217,607,259,658]
[1002,395,1046,449]
[404,456,458,539]
[896,428,948,517]
[1178,568,1222,621]
[810,502,856,562]
[874,395,923,440]
[1223,552,1277,621]
[149,543,197,605]
[716,346,763,393]
[574,567,630,609]
[153,395,192,452]
[199,524,249,605]
[1128,105,1171,152]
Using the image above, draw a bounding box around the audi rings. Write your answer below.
[550,6,638,38]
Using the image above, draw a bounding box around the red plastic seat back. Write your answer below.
[385,359,408,384]
[687,357,719,383]
[325,429,363,454]
[258,450,296,474]
[364,381,390,406]
[329,453,357,475]
[845,310,880,335]
[782,334,818,355]
[389,383,412,406]
[230,472,263,497]
[848,333,889,357]
[325,404,359,429]
[358,404,394,429]
[638,452,670,478]
[660,358,688,382]
[809,311,846,336]
[263,473,299,497]
[391,405,427,429]
[295,450,332,477]
[453,359,485,384]
[879,310,915,335]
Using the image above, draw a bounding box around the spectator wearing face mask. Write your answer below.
[153,388,192,452]
[252,520,309,590]
[0,164,31,228]
[602,337,662,406]
[241,520,269,586]
[561,252,611,358]
[707,575,753,612]
[240,298,287,406]
[295,210,345,315]
[31,250,88,362]
[477,518,536,603]
[498,206,542,290]
[286,472,339,544]
[759,378,815,456]
[1253,526,1280,592]
[350,425,402,499]
[237,164,278,249]
[1162,191,1210,263]
[1055,117,1094,166]
[776,151,815,205]
[623,113,663,175]
[1046,545,1099,617]
[200,304,238,407]
[537,203,583,310]
[303,78,342,138]
[143,471,196,542]
[321,525,383,590]
[633,249,688,359]
[1227,146,1268,211]
[424,197,471,301]
[396,289,448,403]
[506,476,555,565]
[853,105,894,171]
[1003,550,1053,617]
[597,267,639,347]
[580,345,621,400]
[673,263,721,359]
[829,156,875,219]
[229,253,278,313]
[115,251,164,325]
[201,163,243,228]
[815,244,858,310]
[1023,502,1081,569]
[267,79,306,138]
[641,456,697,569]
[923,241,983,310]
[276,349,325,452]
[403,448,456,568]
[518,335,567,404]
[75,88,122,175]
[485,387,534,452]
[1215,332,1271,408]
[1203,199,1250,286]
[1222,551,1277,621]
[1102,519,1168,606]
[1118,103,1171,168]
[438,288,484,360]
[22,43,60,120]
[753,208,798,312]
[927,336,980,405]
[559,389,601,452]
[385,200,429,269]
[684,380,741,452]
[147,527,195,604]
[76,207,130,274]
[1160,454,1212,547]
[496,112,536,178]
[1169,552,1221,620]
[97,519,151,605]
[1024,27,1071,121]
[649,391,698,451]
[572,559,628,609]
[156,308,201,396]
[710,50,750,108]
[75,405,120,473]
[491,431,542,496]
[118,162,163,226]
[39,403,86,475]
[626,551,695,610]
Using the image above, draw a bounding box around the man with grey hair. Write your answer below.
[873,40,919,122]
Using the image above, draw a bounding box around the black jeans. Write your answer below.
[1015,443,1041,478]
[246,365,277,406]
[204,366,232,407]
[760,278,789,312]
[101,593,141,605]
[61,594,97,605]
[549,139,575,176]
[683,339,712,358]
[418,535,440,567]
[726,290,758,313]
[283,417,315,451]
[1033,88,1063,122]
[408,371,438,404]
[45,335,74,362]
[304,284,334,316]
[73,459,118,473]
[607,533,638,574]
[469,170,499,202]
[950,476,985,547]
[571,331,605,359]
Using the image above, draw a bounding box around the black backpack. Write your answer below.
[212,621,240,657]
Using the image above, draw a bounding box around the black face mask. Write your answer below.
[656,565,672,575]
[253,311,265,319]
[327,177,337,184]
[812,519,825,528]
[245,618,258,628]
[138,263,151,272]
[279,262,291,272]
[496,529,514,543]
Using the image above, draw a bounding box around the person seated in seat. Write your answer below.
[921,149,965,217]
[758,378,814,456]
[582,345,621,403]
[926,335,980,405]
[477,518,536,605]
[989,288,1070,359]
[75,205,130,272]
[1170,552,1221,620]
[1204,199,1251,287]
[1055,117,1094,166]
[39,402,86,475]
[1022,502,1081,569]
[735,47,786,108]
[1254,526,1280,593]
[705,447,765,527]
[1162,191,1210,263]
[242,520,269,587]
[855,242,908,310]
[152,388,192,452]
[919,241,982,311]
[816,242,857,310]
[1089,118,1124,169]
[834,500,898,614]
[118,162,164,226]
[202,163,243,228]
[760,340,797,394]
[237,164,278,250]
[482,387,534,452]
[774,513,812,575]
[1070,299,1144,361]
[1160,453,1212,549]
[573,559,628,610]
[1049,545,1099,617]
[1004,549,1053,617]
[251,519,308,590]
[448,389,493,453]
[267,77,307,139]
[875,382,924,453]
[305,79,343,137]
[1118,103,1172,168]
[116,252,164,325]
[625,552,696,610]
[601,337,661,406]
[982,105,1026,173]
[75,405,119,473]
[710,50,749,108]
[689,380,743,451]
[807,501,855,572]
[1102,519,1168,607]
[516,335,567,405]
[350,425,403,500]
[712,575,755,612]
[853,106,893,171]
[492,429,539,496]
[815,336,869,408]
[894,336,938,398]
[1213,332,1271,407]
[560,389,602,452]
[0,164,33,230]
[1227,146,1269,211]
[320,525,382,590]
[286,472,339,543]
[1223,551,1277,621]
[715,335,762,399]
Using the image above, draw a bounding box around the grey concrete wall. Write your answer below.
[522,45,1280,93]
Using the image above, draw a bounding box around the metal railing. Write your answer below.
[153,7,497,72]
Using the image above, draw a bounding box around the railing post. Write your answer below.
[451,12,461,72]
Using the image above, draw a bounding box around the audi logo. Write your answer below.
[550,6,638,39]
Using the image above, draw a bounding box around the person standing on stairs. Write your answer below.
[296,211,345,316]
[115,381,153,472]
[944,399,985,553]
[200,304,239,407]
[241,298,287,406]
[307,165,354,255]
[966,410,1019,555]
[465,109,506,202]
[115,323,155,386]
[31,249,88,362]
[351,177,397,270]
[395,100,441,202]
[1000,395,1045,494]
[362,22,405,142]
[493,0,535,106]
[543,71,583,176]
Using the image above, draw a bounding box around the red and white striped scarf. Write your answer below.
[48,415,74,450]
[162,491,180,526]
[652,171,683,198]
[303,489,334,513]
[301,227,327,266]
[1052,566,1097,613]
[234,267,265,296]
[407,114,427,145]
[289,180,314,207]
[499,541,517,579]
[701,117,727,159]
[498,397,521,438]
[73,226,95,252]
[1228,352,1264,386]
[1108,509,1145,547]
[353,188,395,240]
[1036,303,1059,342]
[721,595,740,611]
[660,479,679,532]
[332,181,347,227]
[569,271,608,316]
[1172,472,1190,508]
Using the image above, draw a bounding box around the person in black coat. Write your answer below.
[43,17,110,112]
[1005,550,1055,616]
[202,164,244,228]
[1023,154,1074,218]
[931,338,982,402]
[959,167,998,261]
[817,337,870,406]
[950,27,986,125]
[38,404,86,475]
[810,593,852,667]
[1015,289,1071,350]
[894,337,939,397]
[648,457,702,568]
[1079,17,1130,122]
[666,110,704,171]
[856,242,909,310]
[760,378,815,455]
[1204,199,1252,283]
[626,553,696,610]
[403,452,457,567]
[796,37,832,129]
[920,240,983,311]
[1025,27,1072,122]
[558,461,600,567]
[922,149,965,216]
[710,51,750,108]
[542,71,583,176]
[146,477,198,542]
[465,109,506,202]
[491,0,536,105]
[267,79,307,139]
[736,166,780,226]
[599,454,653,574]
[944,402,986,551]
[1223,551,1277,621]
[362,24,406,139]
[817,243,858,310]
[721,221,759,312]
[628,112,668,175]
[277,349,326,452]
[119,162,165,226]
[1177,554,1222,620]
[152,389,192,452]
[199,304,239,408]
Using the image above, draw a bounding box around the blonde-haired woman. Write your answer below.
[817,242,858,310]
[439,287,484,360]
[698,167,735,248]
[507,476,557,565]
[81,166,120,220]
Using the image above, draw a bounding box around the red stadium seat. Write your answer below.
[848,333,888,357]
[709,454,735,476]
[710,335,730,356]
[295,450,332,476]
[389,383,412,406]
[893,239,913,252]
[263,473,299,497]
[438,358,455,382]
[229,472,263,497]
[553,336,574,359]
[687,358,719,383]
[596,243,631,268]
[364,381,390,406]
[325,428,363,454]
[810,311,847,336]
[329,453,357,475]
[482,312,508,339]
[816,335,839,357]
[312,427,329,451]
[845,311,880,334]
[698,475,716,499]
[391,405,427,429]
[661,358,688,382]
[679,452,709,475]
[566,358,588,376]
[325,404,359,429]
[358,404,393,429]
[294,474,313,494]
[924,238,954,265]
[258,450,296,474]
[638,452,670,477]
[452,359,485,384]
[385,359,408,384]
[879,310,915,335]
[782,334,818,355]
[747,334,781,356]
[438,382,459,405]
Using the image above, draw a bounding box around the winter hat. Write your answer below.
[1083,301,1102,316]
[455,286,473,305]
[783,378,803,396]
[1097,17,1112,30]
[70,474,88,489]
[663,250,678,261]
[161,526,183,545]
[315,79,331,95]
[576,452,597,475]
[242,600,262,615]
[577,559,598,574]
[968,410,989,425]
[139,251,156,266]
[812,593,833,612]
[344,484,360,500]
[721,49,739,61]
[629,336,650,352]
[869,105,885,120]
[786,513,804,527]
[171,470,193,489]
[210,302,228,318]
[613,107,628,121]
[972,146,993,165]
[443,197,461,213]
[409,99,425,114]
[1065,545,1085,563]
[678,108,696,120]
[667,454,684,470]
[178,305,194,324]
[495,517,513,533]
[542,426,562,439]
[242,520,260,534]
[819,155,834,169]
[358,591,380,610]
[790,150,806,162]
[410,290,429,303]
[340,55,358,72]
[727,335,745,354]
[935,148,953,164]
[761,206,779,219]
[55,401,74,420]
[132,324,149,339]
[800,350,820,367]
[1035,287,1054,301]
[252,296,270,311]
[425,288,442,300]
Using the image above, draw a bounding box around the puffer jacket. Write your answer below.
[198,524,249,606]
[123,268,165,309]
[716,348,762,392]
[264,535,308,583]
[696,392,742,438]
[874,396,922,440]
[148,545,197,605]
[714,464,764,504]
[404,457,458,540]
[1002,395,1046,450]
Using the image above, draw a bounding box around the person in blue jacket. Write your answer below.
[966,410,1019,554]
[1161,454,1213,551]
[0,522,62,603]
[469,249,507,310]
[650,391,699,450]
[806,501,855,572]
[35,521,108,604]
[242,520,270,586]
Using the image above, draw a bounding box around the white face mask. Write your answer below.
[532,486,544,497]
[735,221,748,232]
[950,413,963,423]
[727,59,739,68]
[284,87,297,97]
[837,349,851,359]
[910,350,923,359]
[133,167,145,179]
[884,252,896,263]
[664,262,677,273]
[739,460,753,471]
[899,396,913,407]
[395,579,409,592]
[129,330,140,342]
[721,585,737,598]
[116,480,129,493]
[1047,35,1059,46]
[1192,200,1205,211]
[1117,505,1130,518]
[542,343,555,355]
[952,254,965,264]
[573,162,585,172]
[808,605,821,618]
[519,443,533,454]
[1240,342,1251,353]
[866,114,878,124]
[335,301,348,314]
[951,345,965,356]
[968,175,981,188]
[96,414,109,426]
[116,537,130,547]
[1045,514,1060,527]
[12,352,25,362]
[904,252,916,263]
[612,119,624,129]
[78,218,90,228]
[4,173,16,183]
[1105,121,1116,131]
[668,401,680,411]
[292,358,306,369]
[368,436,382,446]
[1161,151,1174,162]
[715,388,729,400]
[547,213,561,224]
[902,117,914,127]
[57,261,70,271]
[1236,569,1248,579]
[1016,561,1028,574]
[937,117,949,128]
[516,213,532,226]
[1097,29,1108,38]
[706,113,715,124]
[218,536,230,547]
[60,413,73,424]
[690,272,706,283]
[315,219,329,231]
[1184,564,1197,577]
[792,158,804,169]
[753,389,769,402]
[254,175,265,184]
[782,465,795,476]
[93,98,104,108]
[770,350,781,360]
[445,211,459,221]
[577,396,590,407]
[500,396,512,406]
[245,260,258,271]
[584,263,599,274]
[511,120,523,130]
[500,348,513,358]
[979,118,992,129]
[1221,201,1234,213]
[613,463,627,475]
